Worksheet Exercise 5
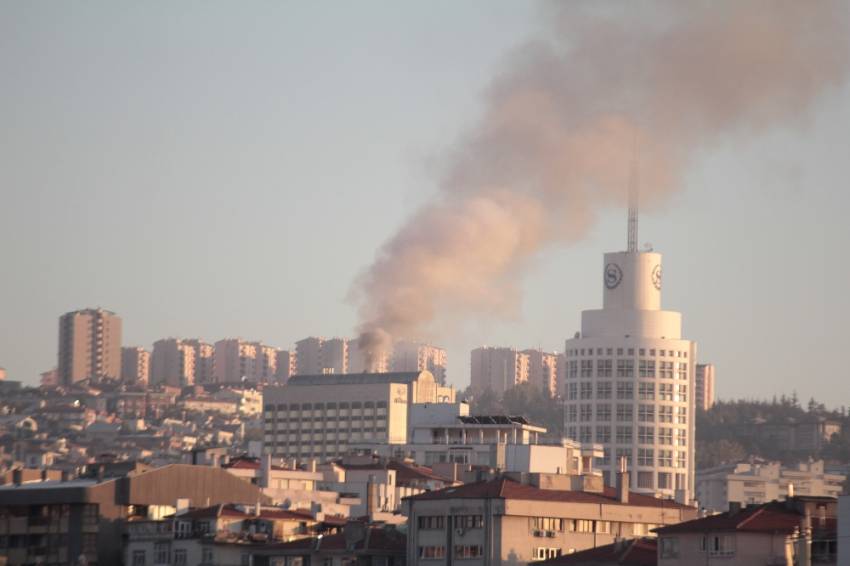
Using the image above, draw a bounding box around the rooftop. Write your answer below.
[406,477,692,509]
[534,538,657,566]
[654,499,835,535]
[284,371,431,387]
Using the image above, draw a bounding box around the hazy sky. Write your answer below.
[2,2,849,404]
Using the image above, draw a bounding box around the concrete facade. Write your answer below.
[695,363,716,411]
[184,339,215,384]
[58,308,122,385]
[121,346,150,385]
[392,342,448,385]
[470,347,530,396]
[523,349,559,398]
[151,338,196,387]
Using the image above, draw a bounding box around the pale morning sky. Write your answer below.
[1,1,848,403]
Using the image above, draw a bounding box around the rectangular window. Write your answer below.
[579,426,592,443]
[658,472,672,489]
[616,425,632,444]
[616,359,634,378]
[595,425,611,443]
[677,429,687,446]
[637,470,654,488]
[530,517,564,533]
[453,515,483,529]
[659,427,673,445]
[639,360,656,378]
[659,406,673,423]
[418,516,445,530]
[660,361,674,379]
[569,519,594,533]
[677,451,687,469]
[677,407,688,425]
[154,542,169,565]
[580,382,593,400]
[658,450,673,467]
[567,405,577,423]
[707,535,736,557]
[580,360,593,377]
[637,448,654,466]
[678,384,688,402]
[616,448,632,467]
[616,404,633,422]
[638,404,655,422]
[597,359,612,377]
[596,404,611,421]
[568,360,578,378]
[580,404,593,421]
[567,383,578,400]
[418,546,446,560]
[454,545,484,559]
[659,384,674,401]
[596,382,612,399]
[660,537,680,559]
[638,426,654,444]
[638,383,655,400]
[616,382,634,400]
[678,362,688,380]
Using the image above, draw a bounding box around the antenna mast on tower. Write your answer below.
[627,133,639,252]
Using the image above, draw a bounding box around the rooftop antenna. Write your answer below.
[627,130,639,253]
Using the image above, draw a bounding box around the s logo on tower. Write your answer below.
[604,263,623,289]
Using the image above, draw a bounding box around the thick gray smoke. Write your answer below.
[352,1,850,366]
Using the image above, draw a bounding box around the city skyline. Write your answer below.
[1,1,849,405]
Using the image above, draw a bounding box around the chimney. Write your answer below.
[40,469,48,482]
[729,501,742,516]
[615,457,629,504]
[309,459,317,473]
[12,469,22,486]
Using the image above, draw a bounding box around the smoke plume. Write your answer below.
[352,1,850,365]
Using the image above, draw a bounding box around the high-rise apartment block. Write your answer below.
[58,308,122,385]
[151,338,196,387]
[214,339,262,383]
[184,339,214,384]
[274,350,296,382]
[253,342,279,381]
[523,349,559,398]
[121,347,150,385]
[470,347,530,396]
[563,245,696,502]
[391,341,447,384]
[695,363,716,411]
[295,337,355,375]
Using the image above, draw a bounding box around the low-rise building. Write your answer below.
[255,523,407,566]
[534,538,657,566]
[404,472,696,566]
[654,496,837,566]
[696,459,845,512]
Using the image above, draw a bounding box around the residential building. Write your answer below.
[0,464,270,566]
[470,347,530,396]
[184,339,215,384]
[58,308,122,384]
[262,371,456,462]
[695,363,716,411]
[275,349,296,382]
[838,495,850,565]
[40,368,59,388]
[403,472,696,566]
[121,346,150,385]
[350,340,390,374]
[255,523,407,566]
[295,337,351,375]
[696,459,845,512]
[255,342,280,381]
[392,342,448,384]
[563,234,696,501]
[524,349,559,398]
[151,338,196,387]
[214,338,261,383]
[654,496,837,565]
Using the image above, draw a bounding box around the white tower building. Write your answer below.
[563,206,696,502]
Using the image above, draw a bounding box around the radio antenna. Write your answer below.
[627,130,639,253]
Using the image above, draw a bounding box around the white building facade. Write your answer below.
[564,249,696,502]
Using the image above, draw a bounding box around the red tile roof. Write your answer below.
[654,501,809,535]
[406,477,692,510]
[265,527,406,554]
[535,538,657,566]
[176,504,314,522]
[339,460,452,486]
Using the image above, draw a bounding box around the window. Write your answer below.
[580,360,593,377]
[568,360,578,378]
[659,383,674,401]
[580,404,593,421]
[570,519,594,533]
[454,545,483,559]
[530,517,564,533]
[637,471,654,488]
[596,382,612,399]
[454,515,483,529]
[616,359,634,377]
[595,521,611,534]
[595,425,611,443]
[658,450,673,467]
[418,546,446,559]
[659,427,673,445]
[637,448,654,466]
[579,426,592,443]
[638,360,656,378]
[132,551,146,566]
[658,472,672,490]
[638,404,655,422]
[660,537,680,558]
[706,535,736,557]
[596,404,611,421]
[659,406,673,423]
[567,383,578,400]
[154,542,169,565]
[677,407,688,425]
[533,548,561,560]
[616,426,632,444]
[678,384,688,402]
[638,426,654,444]
[418,516,445,530]
[616,448,632,466]
[566,405,577,423]
[580,382,593,400]
[597,359,612,377]
[678,363,688,380]
[638,383,654,401]
[202,548,214,564]
[677,451,687,468]
[677,429,688,446]
[616,404,633,422]
[616,382,633,400]
[659,361,674,379]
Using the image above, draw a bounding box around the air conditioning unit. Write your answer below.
[545,531,556,538]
